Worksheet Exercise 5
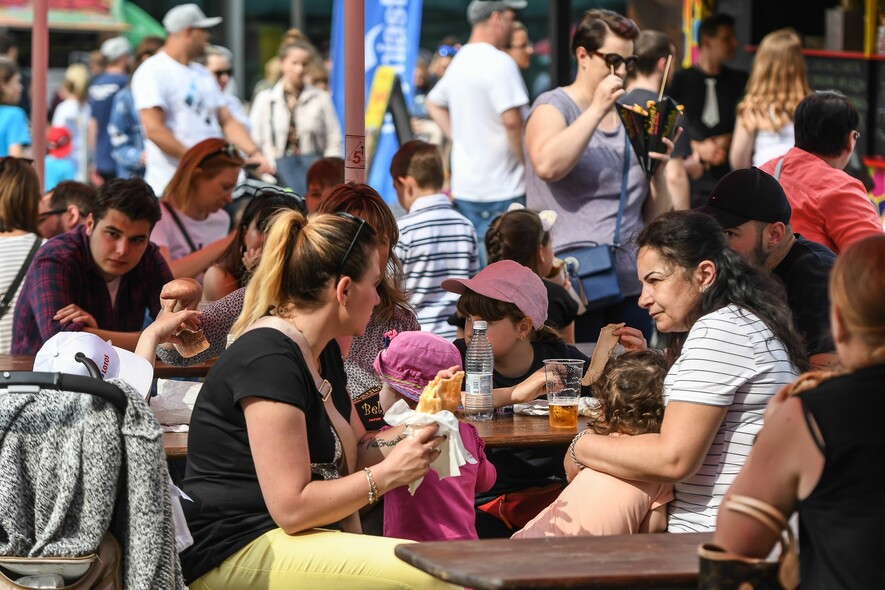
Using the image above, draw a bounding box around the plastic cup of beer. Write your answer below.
[544,359,585,429]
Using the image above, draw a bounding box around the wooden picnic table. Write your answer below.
[0,354,215,379]
[163,411,582,458]
[395,531,711,589]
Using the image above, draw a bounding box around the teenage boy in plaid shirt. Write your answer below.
[12,178,172,354]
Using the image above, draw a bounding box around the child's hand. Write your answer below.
[434,365,462,380]
[511,368,547,404]
[613,326,647,352]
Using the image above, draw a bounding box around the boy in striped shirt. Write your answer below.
[391,140,478,339]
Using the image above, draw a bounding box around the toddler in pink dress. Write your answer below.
[513,350,673,538]
[375,331,496,542]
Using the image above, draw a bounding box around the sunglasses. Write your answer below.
[213,69,233,79]
[199,143,239,164]
[252,186,307,215]
[335,211,377,276]
[591,50,638,74]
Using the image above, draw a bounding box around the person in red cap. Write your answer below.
[44,126,76,192]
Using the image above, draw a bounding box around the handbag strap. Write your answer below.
[246,315,362,533]
[724,494,799,589]
[269,100,277,153]
[613,129,630,248]
[556,132,631,253]
[161,201,198,254]
[0,234,41,320]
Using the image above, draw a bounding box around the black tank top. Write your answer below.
[798,363,885,589]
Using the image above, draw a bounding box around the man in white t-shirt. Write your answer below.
[426,0,528,265]
[131,4,271,196]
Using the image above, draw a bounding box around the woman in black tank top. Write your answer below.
[713,235,885,589]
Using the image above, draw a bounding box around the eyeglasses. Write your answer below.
[335,211,376,276]
[39,207,67,220]
[437,45,458,58]
[212,69,232,79]
[510,42,533,51]
[199,143,239,165]
[591,50,638,74]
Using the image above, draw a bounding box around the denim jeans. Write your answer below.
[454,195,526,268]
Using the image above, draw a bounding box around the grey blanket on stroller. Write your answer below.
[0,378,185,589]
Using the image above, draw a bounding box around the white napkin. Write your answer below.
[150,379,202,426]
[384,399,476,494]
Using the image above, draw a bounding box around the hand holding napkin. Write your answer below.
[384,399,476,494]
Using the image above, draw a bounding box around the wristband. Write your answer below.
[568,430,591,470]
[364,467,379,504]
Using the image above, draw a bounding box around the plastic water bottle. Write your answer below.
[464,321,495,420]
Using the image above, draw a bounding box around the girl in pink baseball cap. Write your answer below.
[374,330,496,542]
[441,260,593,537]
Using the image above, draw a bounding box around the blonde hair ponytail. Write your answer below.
[230,210,376,339]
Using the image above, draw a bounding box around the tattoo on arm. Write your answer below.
[361,435,405,449]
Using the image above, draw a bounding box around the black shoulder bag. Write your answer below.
[161,201,198,254]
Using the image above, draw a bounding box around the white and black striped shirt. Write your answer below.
[395,194,478,339]
[665,304,799,533]
[0,233,42,354]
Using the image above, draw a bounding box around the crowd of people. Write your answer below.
[0,0,884,588]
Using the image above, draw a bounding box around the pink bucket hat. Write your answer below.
[373,331,462,402]
[441,260,548,329]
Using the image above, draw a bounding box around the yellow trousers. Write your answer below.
[190,528,460,589]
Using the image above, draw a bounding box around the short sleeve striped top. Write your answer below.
[664,304,799,533]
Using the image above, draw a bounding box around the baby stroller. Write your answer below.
[0,356,185,589]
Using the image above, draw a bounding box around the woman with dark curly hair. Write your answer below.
[569,210,806,533]
[513,350,672,538]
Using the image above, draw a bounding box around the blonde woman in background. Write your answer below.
[729,29,811,169]
[52,63,91,182]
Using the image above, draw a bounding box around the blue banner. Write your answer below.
[330,0,423,204]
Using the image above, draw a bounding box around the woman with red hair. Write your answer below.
[151,138,243,279]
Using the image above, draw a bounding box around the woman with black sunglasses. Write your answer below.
[179,208,453,589]
[525,9,674,344]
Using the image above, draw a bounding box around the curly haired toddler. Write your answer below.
[513,350,674,538]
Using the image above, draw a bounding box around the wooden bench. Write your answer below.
[395,532,711,589]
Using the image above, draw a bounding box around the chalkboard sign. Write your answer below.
[871,60,885,158]
[805,55,870,155]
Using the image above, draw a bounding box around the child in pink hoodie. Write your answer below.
[375,331,496,541]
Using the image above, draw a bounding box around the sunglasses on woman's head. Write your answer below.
[591,50,638,74]
[335,211,377,276]
[199,143,239,164]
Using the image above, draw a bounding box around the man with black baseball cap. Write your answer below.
[699,167,839,369]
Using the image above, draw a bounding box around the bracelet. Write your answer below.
[568,430,591,470]
[364,467,379,504]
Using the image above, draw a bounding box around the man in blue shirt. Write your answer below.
[89,37,131,183]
